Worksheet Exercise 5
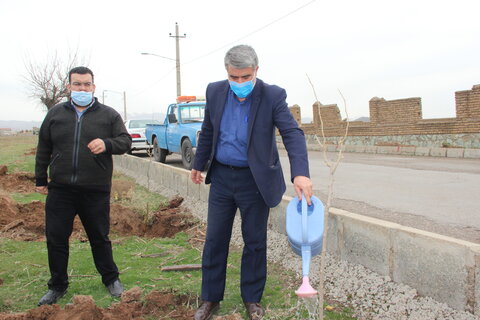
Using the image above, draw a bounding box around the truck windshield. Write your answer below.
[179,104,205,123]
[128,119,161,128]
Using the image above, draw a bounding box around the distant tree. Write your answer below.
[23,50,88,111]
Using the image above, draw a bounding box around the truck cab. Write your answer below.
[145,96,205,169]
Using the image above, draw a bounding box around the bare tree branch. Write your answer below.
[23,49,87,112]
[306,75,349,320]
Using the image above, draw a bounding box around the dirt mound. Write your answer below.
[0,289,244,319]
[0,289,244,320]
[110,196,197,238]
[0,167,35,193]
[0,195,196,242]
[0,287,197,320]
[1,200,46,241]
[24,148,37,156]
[0,166,198,241]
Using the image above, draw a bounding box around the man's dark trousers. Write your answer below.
[45,186,119,291]
[201,162,270,303]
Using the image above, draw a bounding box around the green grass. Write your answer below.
[0,236,354,319]
[0,235,201,312]
[10,192,46,204]
[0,135,356,319]
[0,135,37,173]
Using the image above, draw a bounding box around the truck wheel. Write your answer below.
[181,139,194,170]
[153,138,167,163]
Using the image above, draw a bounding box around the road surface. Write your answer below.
[280,149,480,243]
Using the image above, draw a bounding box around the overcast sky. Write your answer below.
[1,0,479,122]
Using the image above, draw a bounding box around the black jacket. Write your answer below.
[35,98,132,188]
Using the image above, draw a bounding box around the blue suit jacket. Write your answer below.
[193,78,310,208]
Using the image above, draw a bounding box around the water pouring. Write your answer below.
[286,194,324,298]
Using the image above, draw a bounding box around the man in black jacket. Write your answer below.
[35,66,132,305]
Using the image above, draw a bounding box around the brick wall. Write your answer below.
[455,84,480,121]
[369,97,422,125]
[313,102,342,127]
[289,104,301,127]
[290,84,480,140]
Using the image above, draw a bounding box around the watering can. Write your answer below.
[286,194,324,297]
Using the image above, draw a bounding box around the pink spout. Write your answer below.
[295,276,318,297]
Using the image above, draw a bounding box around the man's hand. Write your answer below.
[87,138,106,154]
[35,186,48,195]
[191,169,204,184]
[293,176,313,205]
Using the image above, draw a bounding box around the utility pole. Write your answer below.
[123,91,127,120]
[169,22,186,97]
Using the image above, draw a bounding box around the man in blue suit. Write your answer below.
[191,45,312,320]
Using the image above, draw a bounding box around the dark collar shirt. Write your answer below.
[215,89,252,167]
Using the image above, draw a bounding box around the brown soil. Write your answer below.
[0,169,35,193]
[0,164,234,319]
[0,287,197,320]
[0,289,243,320]
[0,166,197,242]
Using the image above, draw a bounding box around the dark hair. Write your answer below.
[69,66,94,83]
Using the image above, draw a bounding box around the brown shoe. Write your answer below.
[194,301,219,320]
[244,302,265,320]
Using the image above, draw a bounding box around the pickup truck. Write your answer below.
[145,96,205,169]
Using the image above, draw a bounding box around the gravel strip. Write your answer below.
[179,195,479,320]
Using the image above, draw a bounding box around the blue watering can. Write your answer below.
[286,194,324,297]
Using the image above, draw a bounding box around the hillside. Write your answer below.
[0,120,42,131]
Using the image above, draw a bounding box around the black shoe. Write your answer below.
[106,279,124,297]
[244,302,265,320]
[38,289,67,306]
[194,301,219,320]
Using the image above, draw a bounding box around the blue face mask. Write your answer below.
[229,80,255,98]
[71,91,94,107]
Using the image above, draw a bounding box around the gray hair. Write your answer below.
[224,45,259,69]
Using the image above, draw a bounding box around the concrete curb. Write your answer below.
[113,154,480,315]
[277,141,480,159]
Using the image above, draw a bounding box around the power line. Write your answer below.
[134,0,317,96]
[131,66,176,96]
[185,0,317,65]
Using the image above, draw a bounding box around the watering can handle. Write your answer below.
[301,194,308,244]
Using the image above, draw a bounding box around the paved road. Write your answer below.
[143,150,480,243]
[280,149,480,243]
